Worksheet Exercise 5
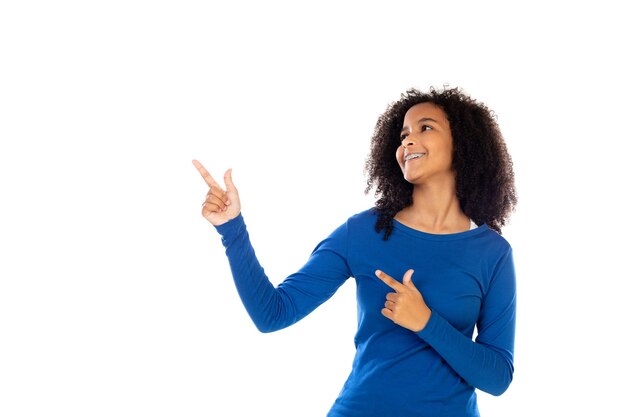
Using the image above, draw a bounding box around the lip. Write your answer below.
[404,152,426,162]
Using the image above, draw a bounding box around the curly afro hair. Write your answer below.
[364,86,517,240]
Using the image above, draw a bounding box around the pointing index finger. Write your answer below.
[192,159,221,188]
[375,270,405,293]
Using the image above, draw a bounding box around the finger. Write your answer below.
[204,194,227,211]
[202,201,223,215]
[192,159,221,188]
[375,270,405,293]
[207,186,228,205]
[386,292,399,302]
[381,308,393,321]
[384,300,395,310]
[403,269,417,290]
[223,168,237,194]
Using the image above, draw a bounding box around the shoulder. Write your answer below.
[344,207,380,232]
[346,207,378,223]
[323,208,379,241]
[310,208,379,254]
[474,227,515,270]
[480,227,512,250]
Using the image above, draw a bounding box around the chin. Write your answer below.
[403,173,423,184]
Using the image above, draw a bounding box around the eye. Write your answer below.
[399,133,408,142]
[421,125,433,132]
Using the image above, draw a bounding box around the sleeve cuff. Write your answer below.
[214,213,245,241]
[415,309,443,341]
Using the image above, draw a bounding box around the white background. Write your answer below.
[1,1,624,416]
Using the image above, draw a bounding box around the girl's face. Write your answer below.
[395,102,455,185]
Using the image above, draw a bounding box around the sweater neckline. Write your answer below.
[391,218,489,241]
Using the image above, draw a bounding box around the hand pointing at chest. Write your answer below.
[376,269,432,332]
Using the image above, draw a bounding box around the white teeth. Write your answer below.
[405,153,425,161]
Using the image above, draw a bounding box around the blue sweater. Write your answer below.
[215,208,516,417]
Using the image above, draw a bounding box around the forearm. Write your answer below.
[216,214,297,333]
[417,311,514,396]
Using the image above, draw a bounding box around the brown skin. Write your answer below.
[192,159,241,226]
[376,269,431,332]
[194,104,467,333]
[394,102,471,234]
[376,102,472,332]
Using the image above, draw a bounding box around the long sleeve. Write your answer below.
[212,209,516,416]
[215,213,351,333]
[416,246,516,396]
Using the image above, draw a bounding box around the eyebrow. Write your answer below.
[401,117,441,132]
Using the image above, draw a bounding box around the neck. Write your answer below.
[396,175,470,234]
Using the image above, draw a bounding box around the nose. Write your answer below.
[401,137,415,148]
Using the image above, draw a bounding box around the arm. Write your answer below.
[416,247,516,395]
[216,214,351,333]
[377,247,516,396]
[191,159,351,333]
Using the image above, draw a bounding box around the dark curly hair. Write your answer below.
[364,86,517,240]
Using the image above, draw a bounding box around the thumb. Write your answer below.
[403,269,417,290]
[224,168,237,192]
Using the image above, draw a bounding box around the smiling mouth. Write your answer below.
[404,153,426,161]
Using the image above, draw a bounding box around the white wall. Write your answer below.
[1,1,624,416]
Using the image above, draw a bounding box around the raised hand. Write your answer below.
[192,159,241,226]
[375,269,432,332]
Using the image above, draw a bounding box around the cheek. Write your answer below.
[395,147,404,168]
[444,142,454,164]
